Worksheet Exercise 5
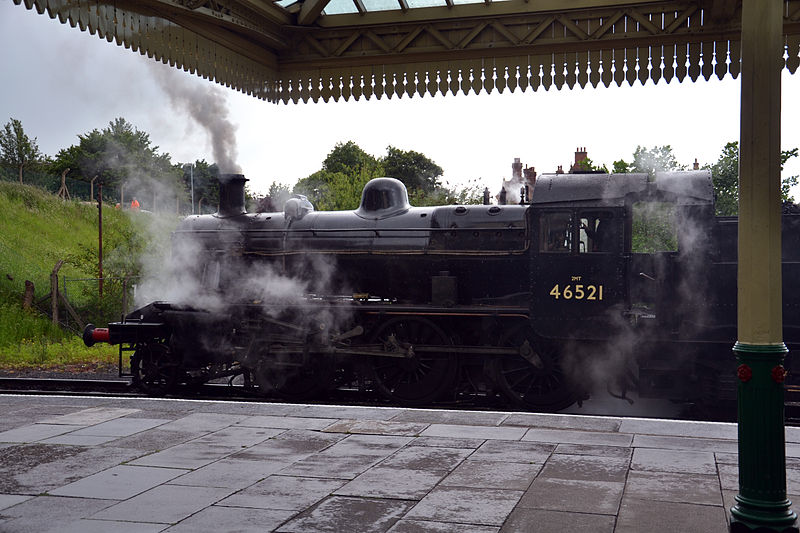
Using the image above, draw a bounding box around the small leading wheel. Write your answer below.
[251,352,332,401]
[367,317,457,405]
[491,326,576,412]
[131,342,181,396]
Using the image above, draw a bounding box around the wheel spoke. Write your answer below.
[368,318,456,405]
[492,325,576,412]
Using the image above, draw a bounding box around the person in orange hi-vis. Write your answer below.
[130,197,140,211]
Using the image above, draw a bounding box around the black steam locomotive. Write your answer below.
[83,172,800,412]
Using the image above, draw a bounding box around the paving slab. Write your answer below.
[388,520,499,533]
[236,415,337,430]
[156,412,247,434]
[91,485,235,524]
[632,434,739,453]
[40,407,140,425]
[502,413,621,432]
[277,495,413,533]
[421,423,526,441]
[49,464,188,500]
[334,465,447,499]
[0,495,116,533]
[98,428,198,453]
[631,447,718,475]
[615,497,728,533]
[298,404,404,420]
[500,507,616,533]
[537,453,630,483]
[67,417,171,437]
[51,518,169,533]
[324,419,428,436]
[522,427,632,447]
[408,436,486,449]
[0,494,32,511]
[168,457,287,489]
[12,445,146,495]
[440,460,541,490]
[517,478,624,515]
[404,486,524,526]
[468,440,554,464]
[231,430,345,463]
[378,445,473,471]
[619,418,738,439]
[163,506,295,532]
[554,443,632,459]
[129,441,241,469]
[218,475,346,510]
[625,470,724,506]
[392,409,509,426]
[0,423,81,443]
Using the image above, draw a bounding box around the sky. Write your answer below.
[2,1,800,198]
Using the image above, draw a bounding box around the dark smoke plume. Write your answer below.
[150,63,241,173]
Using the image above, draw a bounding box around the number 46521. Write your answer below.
[549,284,603,301]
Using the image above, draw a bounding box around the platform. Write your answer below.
[0,395,798,532]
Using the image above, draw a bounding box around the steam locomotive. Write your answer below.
[83,172,800,412]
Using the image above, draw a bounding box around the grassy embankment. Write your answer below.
[0,181,148,371]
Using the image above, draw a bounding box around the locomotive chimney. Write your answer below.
[217,173,248,217]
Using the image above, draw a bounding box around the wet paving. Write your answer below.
[0,394,797,532]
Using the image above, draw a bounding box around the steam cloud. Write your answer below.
[150,63,241,173]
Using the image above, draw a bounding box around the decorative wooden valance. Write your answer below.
[12,0,800,103]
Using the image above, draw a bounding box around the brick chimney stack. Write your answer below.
[574,146,588,166]
[693,158,699,170]
[524,166,537,189]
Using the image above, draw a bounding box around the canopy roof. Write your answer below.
[14,0,800,103]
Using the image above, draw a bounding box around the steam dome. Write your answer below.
[356,177,411,220]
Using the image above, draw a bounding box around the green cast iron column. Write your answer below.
[730,1,797,531]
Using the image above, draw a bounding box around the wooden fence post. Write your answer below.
[50,260,64,325]
[22,280,34,310]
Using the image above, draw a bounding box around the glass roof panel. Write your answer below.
[451,0,487,4]
[406,0,446,7]
[361,0,403,12]
[323,0,360,15]
[275,0,295,7]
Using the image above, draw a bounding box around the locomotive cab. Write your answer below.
[528,171,714,343]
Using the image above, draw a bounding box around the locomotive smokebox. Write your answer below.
[217,173,248,217]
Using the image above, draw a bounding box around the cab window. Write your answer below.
[539,212,573,253]
[578,210,620,253]
[632,202,677,252]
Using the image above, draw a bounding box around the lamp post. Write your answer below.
[184,163,195,214]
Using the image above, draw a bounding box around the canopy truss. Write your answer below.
[12,0,800,103]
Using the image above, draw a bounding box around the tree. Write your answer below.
[294,142,384,211]
[322,141,382,176]
[381,146,443,193]
[612,160,631,173]
[180,160,220,213]
[52,118,181,207]
[707,141,799,216]
[708,142,739,216]
[294,141,472,211]
[294,169,374,211]
[0,118,43,184]
[629,145,686,179]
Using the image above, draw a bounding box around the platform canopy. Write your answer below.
[13,0,800,103]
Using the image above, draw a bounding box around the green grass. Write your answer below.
[0,181,144,370]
